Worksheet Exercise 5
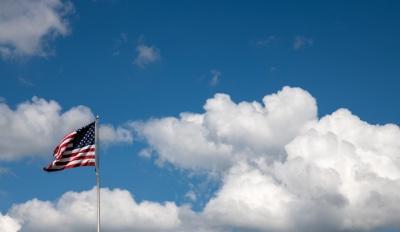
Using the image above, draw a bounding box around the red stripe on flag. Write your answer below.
[55,154,95,166]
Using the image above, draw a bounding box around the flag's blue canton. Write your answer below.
[70,122,95,150]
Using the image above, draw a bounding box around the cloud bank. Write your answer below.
[5,188,182,232]
[134,86,400,231]
[0,97,133,161]
[0,0,73,58]
[1,86,400,232]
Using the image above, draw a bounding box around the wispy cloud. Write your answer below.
[293,36,314,50]
[18,77,34,87]
[0,167,10,176]
[133,41,160,68]
[112,33,128,56]
[252,35,277,47]
[210,69,221,87]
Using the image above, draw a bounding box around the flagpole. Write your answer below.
[95,116,100,232]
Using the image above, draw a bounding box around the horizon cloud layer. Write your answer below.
[1,86,400,232]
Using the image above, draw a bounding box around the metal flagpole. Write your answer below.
[95,116,100,232]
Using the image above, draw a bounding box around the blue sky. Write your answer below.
[0,0,400,231]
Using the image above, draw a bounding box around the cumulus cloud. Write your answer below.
[281,109,400,231]
[134,86,317,172]
[203,162,293,231]
[0,97,132,161]
[0,0,73,59]
[199,104,400,232]
[2,87,400,232]
[133,43,160,68]
[293,36,314,50]
[2,187,226,232]
[133,86,400,231]
[0,213,20,232]
[99,124,133,145]
[7,188,181,232]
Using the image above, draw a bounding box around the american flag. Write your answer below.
[44,121,96,172]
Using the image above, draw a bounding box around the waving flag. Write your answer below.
[44,121,96,172]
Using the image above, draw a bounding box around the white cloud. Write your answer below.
[0,213,20,232]
[133,114,233,171]
[201,106,400,232]
[0,97,132,161]
[2,87,400,232]
[203,162,293,231]
[8,188,181,232]
[133,86,400,231]
[0,0,73,59]
[293,36,314,50]
[134,86,317,172]
[99,124,133,145]
[0,97,93,160]
[281,109,400,230]
[2,187,224,232]
[133,44,160,68]
[209,69,221,87]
